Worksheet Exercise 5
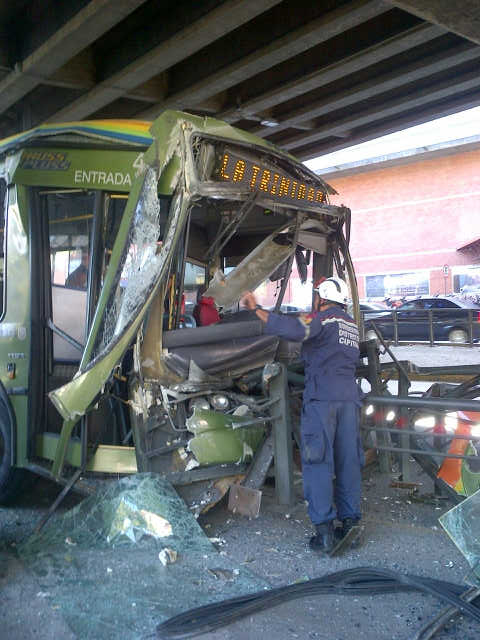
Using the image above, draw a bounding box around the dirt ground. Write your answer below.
[0,345,478,639]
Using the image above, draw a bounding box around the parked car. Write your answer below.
[266,304,306,314]
[363,295,480,343]
[359,302,388,319]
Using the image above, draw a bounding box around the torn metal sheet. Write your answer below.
[49,167,189,421]
[205,229,295,309]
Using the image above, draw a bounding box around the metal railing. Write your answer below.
[356,336,480,499]
[361,307,480,346]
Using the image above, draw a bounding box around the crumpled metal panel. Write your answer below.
[49,163,187,420]
[205,231,295,309]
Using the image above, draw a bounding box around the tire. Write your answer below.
[0,404,25,504]
[448,328,468,344]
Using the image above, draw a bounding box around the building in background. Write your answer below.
[318,136,480,301]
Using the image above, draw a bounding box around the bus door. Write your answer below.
[41,189,129,434]
[36,190,95,437]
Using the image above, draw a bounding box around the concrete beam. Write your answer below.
[137,0,390,119]
[252,40,480,137]
[388,0,480,45]
[218,22,445,124]
[46,49,96,91]
[293,90,480,160]
[49,0,282,123]
[280,67,480,151]
[128,75,169,104]
[0,0,149,116]
[43,53,166,104]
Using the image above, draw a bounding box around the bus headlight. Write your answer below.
[211,394,230,411]
[189,397,210,413]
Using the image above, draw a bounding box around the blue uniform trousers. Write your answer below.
[301,400,363,525]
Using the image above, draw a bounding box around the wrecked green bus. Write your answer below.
[0,111,358,511]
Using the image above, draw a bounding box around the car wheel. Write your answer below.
[0,405,25,504]
[448,328,468,344]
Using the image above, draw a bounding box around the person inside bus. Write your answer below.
[65,252,89,289]
[193,285,220,326]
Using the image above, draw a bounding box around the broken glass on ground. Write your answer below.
[439,487,480,583]
[18,473,267,639]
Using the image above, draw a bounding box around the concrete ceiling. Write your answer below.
[1,0,480,159]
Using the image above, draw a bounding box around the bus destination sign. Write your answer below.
[217,151,326,206]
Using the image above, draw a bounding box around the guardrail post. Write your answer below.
[365,340,392,473]
[393,310,399,346]
[398,372,412,481]
[268,363,294,506]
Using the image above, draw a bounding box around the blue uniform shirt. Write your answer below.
[264,307,360,403]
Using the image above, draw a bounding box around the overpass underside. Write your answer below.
[1,0,480,159]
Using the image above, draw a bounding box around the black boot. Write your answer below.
[309,521,334,554]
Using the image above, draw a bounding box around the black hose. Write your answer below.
[156,567,480,639]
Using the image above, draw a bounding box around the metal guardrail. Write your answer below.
[361,307,480,346]
[358,338,480,495]
[366,394,480,413]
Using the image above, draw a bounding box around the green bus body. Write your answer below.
[0,111,357,509]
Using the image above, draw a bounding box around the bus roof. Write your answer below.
[0,120,153,154]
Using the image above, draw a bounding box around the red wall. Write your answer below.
[327,147,480,298]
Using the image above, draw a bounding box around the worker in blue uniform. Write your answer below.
[242,276,363,554]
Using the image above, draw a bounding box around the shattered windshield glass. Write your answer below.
[439,487,480,583]
[89,167,162,362]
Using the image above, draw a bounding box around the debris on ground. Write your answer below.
[158,548,178,566]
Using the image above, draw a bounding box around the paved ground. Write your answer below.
[386,344,480,367]
[0,345,479,639]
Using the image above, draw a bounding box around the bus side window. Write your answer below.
[46,191,94,361]
[0,179,6,318]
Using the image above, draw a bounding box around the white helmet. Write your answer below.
[314,276,349,305]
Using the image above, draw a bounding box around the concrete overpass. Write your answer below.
[1,0,480,159]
